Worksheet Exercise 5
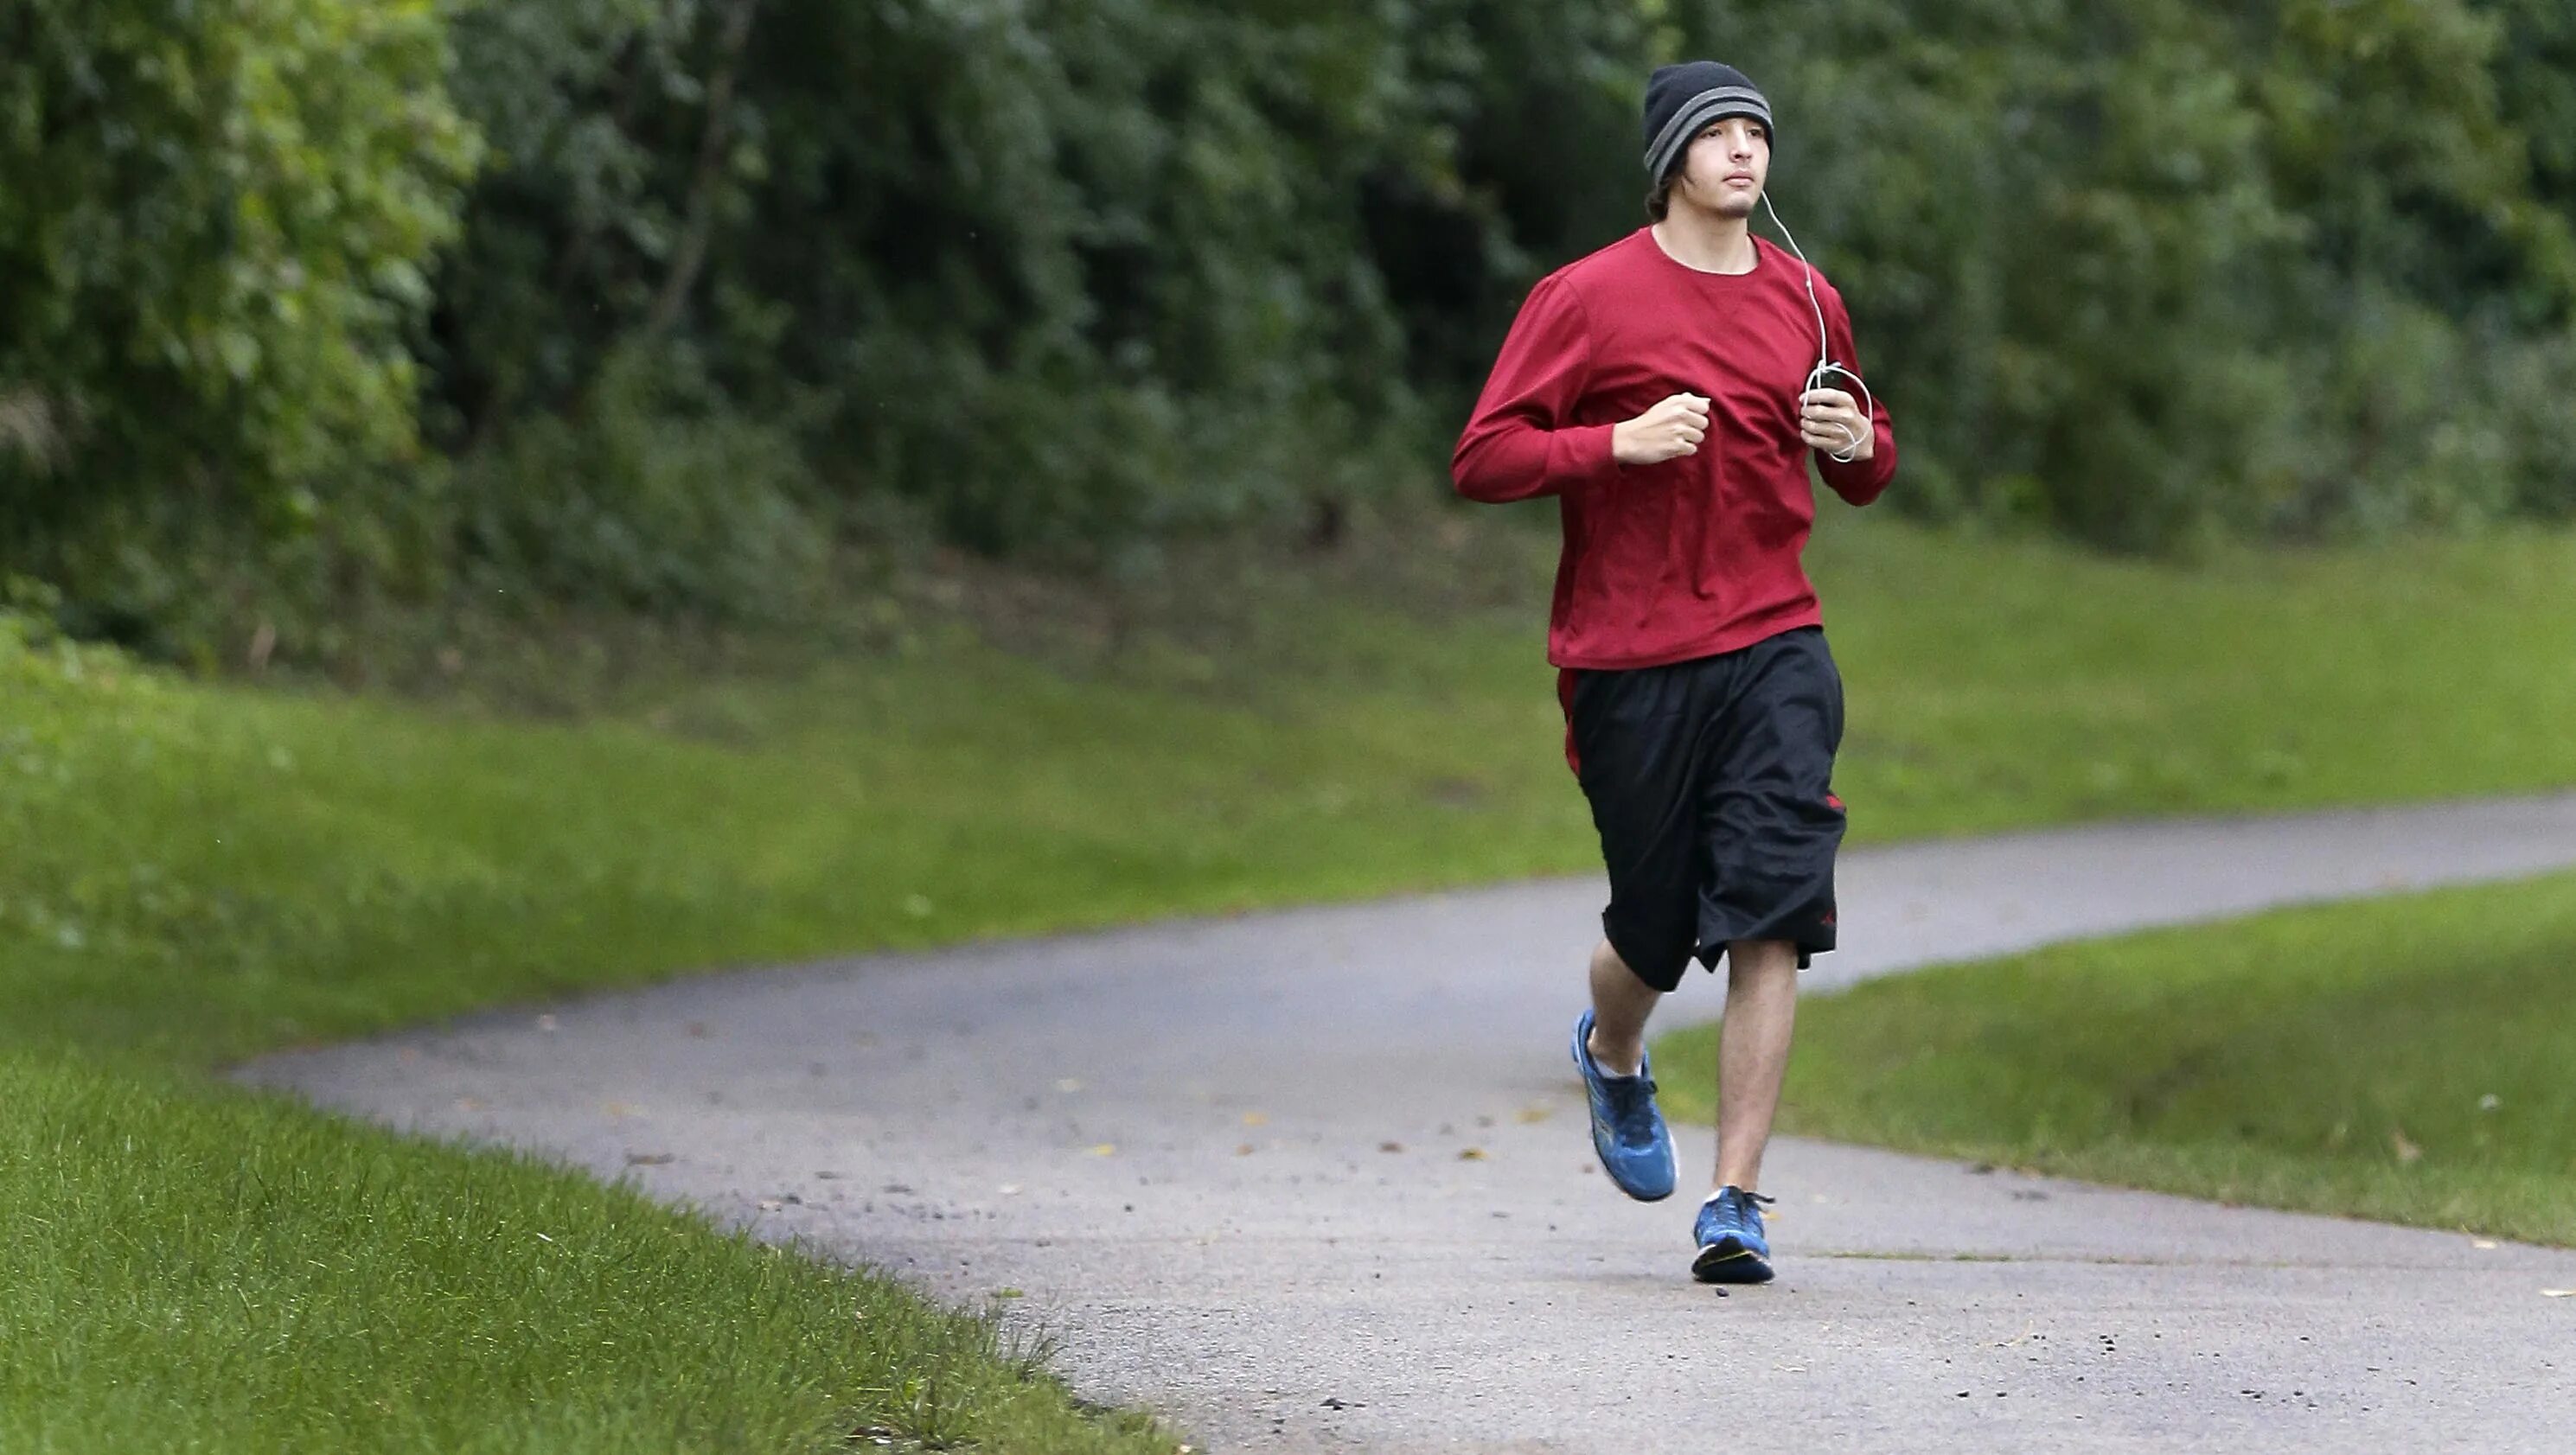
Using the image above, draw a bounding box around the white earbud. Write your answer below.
[1759,194,1876,463]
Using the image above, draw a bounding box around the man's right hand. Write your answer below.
[1611,392,1710,466]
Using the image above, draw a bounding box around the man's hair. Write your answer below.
[1646,171,1676,221]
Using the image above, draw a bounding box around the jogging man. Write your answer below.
[1451,61,1895,1284]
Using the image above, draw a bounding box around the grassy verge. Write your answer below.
[1813,520,2576,836]
[1653,871,2576,1245]
[14,516,2576,1063]
[3,613,1183,1452]
[8,511,2576,1448]
[0,1056,1167,1453]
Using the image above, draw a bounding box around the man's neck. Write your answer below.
[1651,206,1756,275]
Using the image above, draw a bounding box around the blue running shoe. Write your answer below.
[1692,1186,1778,1283]
[1570,1009,1676,1202]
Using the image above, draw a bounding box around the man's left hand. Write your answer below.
[1799,388,1871,460]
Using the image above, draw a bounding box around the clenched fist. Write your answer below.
[1799,387,1872,460]
[1612,392,1710,467]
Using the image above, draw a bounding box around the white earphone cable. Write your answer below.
[1758,193,1874,464]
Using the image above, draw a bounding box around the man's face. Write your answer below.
[1673,115,1769,220]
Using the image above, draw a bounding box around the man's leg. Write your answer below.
[1583,938,1662,1076]
[1712,938,1799,1192]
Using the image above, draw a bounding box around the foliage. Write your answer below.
[444,346,826,622]
[431,0,1512,552]
[10,0,2576,647]
[1687,0,2576,548]
[0,0,476,620]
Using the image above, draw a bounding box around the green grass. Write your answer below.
[1653,870,2576,1246]
[0,1056,1167,1454]
[9,513,2576,1449]
[1815,520,2576,834]
[1,621,1184,1453]
[12,516,2576,1063]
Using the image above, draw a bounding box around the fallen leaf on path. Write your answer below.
[600,1101,638,1118]
[1242,1112,1269,1126]
[1087,1143,1117,1157]
[1236,1144,1256,1156]
[1458,1147,1488,1162]
[1515,1105,1553,1124]
[1379,1141,1405,1153]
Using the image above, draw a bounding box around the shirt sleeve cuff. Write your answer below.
[1554,422,1622,488]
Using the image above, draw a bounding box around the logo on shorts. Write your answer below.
[1825,792,1845,811]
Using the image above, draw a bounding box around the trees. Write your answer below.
[4,0,2573,653]
[1684,0,2576,547]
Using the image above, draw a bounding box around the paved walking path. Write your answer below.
[243,795,2576,1452]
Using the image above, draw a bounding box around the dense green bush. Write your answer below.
[429,0,1517,553]
[445,346,824,622]
[0,0,476,638]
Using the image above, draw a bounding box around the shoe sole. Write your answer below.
[1692,1241,1775,1284]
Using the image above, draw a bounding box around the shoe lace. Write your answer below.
[1604,1071,1658,1120]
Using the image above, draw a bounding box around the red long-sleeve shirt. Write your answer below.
[1453,228,1895,670]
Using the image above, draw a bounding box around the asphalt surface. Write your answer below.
[240,794,2576,1452]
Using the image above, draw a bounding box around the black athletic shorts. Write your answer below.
[1562,626,1846,993]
